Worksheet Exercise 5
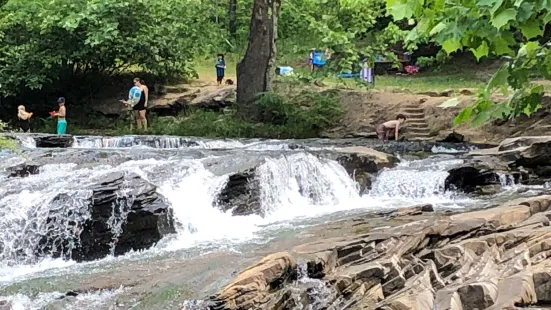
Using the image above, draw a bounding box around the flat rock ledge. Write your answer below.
[204,195,551,310]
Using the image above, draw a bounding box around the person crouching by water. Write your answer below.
[52,97,67,134]
[123,78,148,131]
[376,114,407,143]
[17,105,33,132]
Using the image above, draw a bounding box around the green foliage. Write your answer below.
[0,0,223,97]
[386,0,551,126]
[0,120,17,151]
[123,90,343,139]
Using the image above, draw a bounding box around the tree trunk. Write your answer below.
[228,0,237,40]
[236,0,280,121]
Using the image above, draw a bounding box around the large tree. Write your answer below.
[236,0,281,121]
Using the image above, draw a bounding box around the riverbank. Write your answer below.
[76,78,551,145]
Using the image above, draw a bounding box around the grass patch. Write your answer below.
[193,53,487,92]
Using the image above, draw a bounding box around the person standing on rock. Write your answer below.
[52,97,67,135]
[123,78,148,131]
[17,105,33,133]
[376,114,407,143]
[215,54,226,85]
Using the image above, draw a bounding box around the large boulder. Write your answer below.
[38,172,175,262]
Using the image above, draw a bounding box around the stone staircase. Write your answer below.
[401,104,431,140]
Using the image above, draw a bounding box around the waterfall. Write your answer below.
[15,136,37,149]
[72,135,246,149]
[256,153,361,218]
[368,158,469,207]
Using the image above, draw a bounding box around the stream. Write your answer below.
[0,135,546,310]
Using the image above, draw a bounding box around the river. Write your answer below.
[0,135,545,310]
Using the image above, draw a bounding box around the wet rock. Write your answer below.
[217,168,261,217]
[207,252,296,310]
[211,195,551,310]
[390,204,434,217]
[0,300,12,310]
[333,147,399,193]
[38,172,175,262]
[469,136,551,185]
[440,131,465,143]
[445,165,502,193]
[6,163,40,178]
[33,134,74,148]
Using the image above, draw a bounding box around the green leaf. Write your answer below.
[486,64,510,93]
[517,2,535,21]
[388,1,411,20]
[490,0,504,15]
[471,110,491,126]
[544,11,551,24]
[519,19,543,39]
[429,22,446,36]
[491,102,512,118]
[470,41,489,61]
[477,0,498,7]
[518,41,540,57]
[454,107,473,125]
[514,0,524,7]
[493,37,515,55]
[491,9,516,29]
[442,38,462,54]
[439,97,460,108]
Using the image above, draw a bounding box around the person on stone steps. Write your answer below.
[376,114,407,142]
[51,97,67,135]
[17,105,33,133]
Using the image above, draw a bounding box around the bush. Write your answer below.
[0,120,17,151]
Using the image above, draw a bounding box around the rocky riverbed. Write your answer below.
[0,134,550,310]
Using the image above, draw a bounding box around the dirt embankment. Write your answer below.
[326,89,551,144]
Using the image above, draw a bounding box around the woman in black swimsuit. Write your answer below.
[132,78,148,130]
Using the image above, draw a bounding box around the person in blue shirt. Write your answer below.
[215,54,226,85]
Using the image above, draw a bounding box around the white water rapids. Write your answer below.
[0,135,529,309]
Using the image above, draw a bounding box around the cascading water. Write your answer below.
[72,135,247,149]
[2,137,529,310]
[256,153,361,217]
[368,157,472,208]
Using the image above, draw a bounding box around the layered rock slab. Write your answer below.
[204,195,551,310]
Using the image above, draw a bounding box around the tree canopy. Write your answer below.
[0,0,221,97]
[385,0,551,124]
[0,0,549,127]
